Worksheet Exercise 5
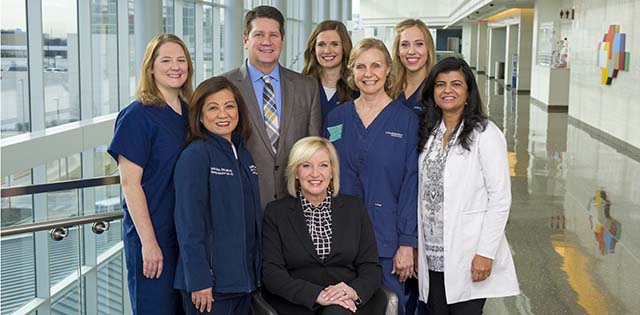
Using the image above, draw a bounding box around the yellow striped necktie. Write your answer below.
[262,75,279,153]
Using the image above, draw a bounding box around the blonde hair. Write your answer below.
[390,19,436,99]
[347,38,394,95]
[286,137,340,197]
[136,34,194,106]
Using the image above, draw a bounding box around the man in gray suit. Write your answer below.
[223,5,322,210]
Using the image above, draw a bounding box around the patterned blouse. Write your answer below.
[299,190,333,261]
[421,121,459,272]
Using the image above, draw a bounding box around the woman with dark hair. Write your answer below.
[416,57,519,314]
[302,20,355,118]
[173,77,261,315]
[108,33,193,314]
[390,19,436,115]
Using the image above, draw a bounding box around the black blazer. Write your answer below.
[261,194,382,314]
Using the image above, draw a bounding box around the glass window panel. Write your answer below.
[0,233,35,314]
[46,153,81,220]
[96,253,124,315]
[51,284,81,314]
[203,4,214,78]
[182,1,196,68]
[1,169,34,227]
[42,0,80,128]
[163,0,175,34]
[214,6,224,74]
[1,0,30,138]
[91,0,119,116]
[129,0,136,99]
[49,226,81,288]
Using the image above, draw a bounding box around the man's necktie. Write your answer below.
[262,75,279,153]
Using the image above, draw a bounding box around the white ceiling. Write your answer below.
[359,0,535,27]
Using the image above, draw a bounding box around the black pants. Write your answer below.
[180,291,251,315]
[426,271,486,315]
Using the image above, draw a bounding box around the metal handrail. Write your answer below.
[1,175,120,198]
[0,210,124,237]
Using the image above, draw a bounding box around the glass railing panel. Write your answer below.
[96,252,125,315]
[49,226,81,288]
[1,176,126,315]
[51,285,81,315]
[0,232,36,314]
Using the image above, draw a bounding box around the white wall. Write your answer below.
[569,0,640,148]
[488,27,506,78]
[517,9,534,91]
[462,22,474,65]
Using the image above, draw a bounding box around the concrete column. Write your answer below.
[174,1,184,38]
[319,0,330,21]
[476,22,488,73]
[78,0,93,120]
[342,0,352,22]
[506,24,519,88]
[301,0,313,50]
[82,151,98,315]
[117,0,131,105]
[134,0,162,81]
[26,0,45,131]
[195,4,204,82]
[518,9,534,91]
[330,0,342,21]
[224,0,244,71]
[33,165,51,314]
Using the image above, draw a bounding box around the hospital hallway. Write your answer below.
[475,75,639,315]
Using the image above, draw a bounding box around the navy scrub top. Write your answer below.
[397,80,426,115]
[108,100,188,246]
[320,83,340,119]
[323,100,419,257]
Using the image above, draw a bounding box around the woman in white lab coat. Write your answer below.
[416,57,519,315]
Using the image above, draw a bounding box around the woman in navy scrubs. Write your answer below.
[324,38,419,315]
[390,19,436,115]
[173,77,261,315]
[108,34,193,315]
[302,20,355,119]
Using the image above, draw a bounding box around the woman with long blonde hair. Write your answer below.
[391,19,436,115]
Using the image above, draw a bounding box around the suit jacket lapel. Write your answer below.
[278,67,295,157]
[236,64,275,158]
[288,199,323,264]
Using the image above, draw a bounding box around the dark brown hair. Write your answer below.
[301,20,354,104]
[186,77,252,144]
[243,5,285,37]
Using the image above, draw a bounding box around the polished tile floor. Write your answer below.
[477,77,640,315]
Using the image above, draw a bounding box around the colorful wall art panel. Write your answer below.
[598,25,630,85]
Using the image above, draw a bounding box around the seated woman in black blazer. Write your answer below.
[262,136,383,315]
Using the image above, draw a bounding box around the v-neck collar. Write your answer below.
[350,99,394,131]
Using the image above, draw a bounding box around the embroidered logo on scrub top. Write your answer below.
[327,124,343,142]
[210,167,234,176]
[249,165,258,176]
[385,131,404,139]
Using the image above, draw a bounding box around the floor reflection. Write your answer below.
[477,76,639,315]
